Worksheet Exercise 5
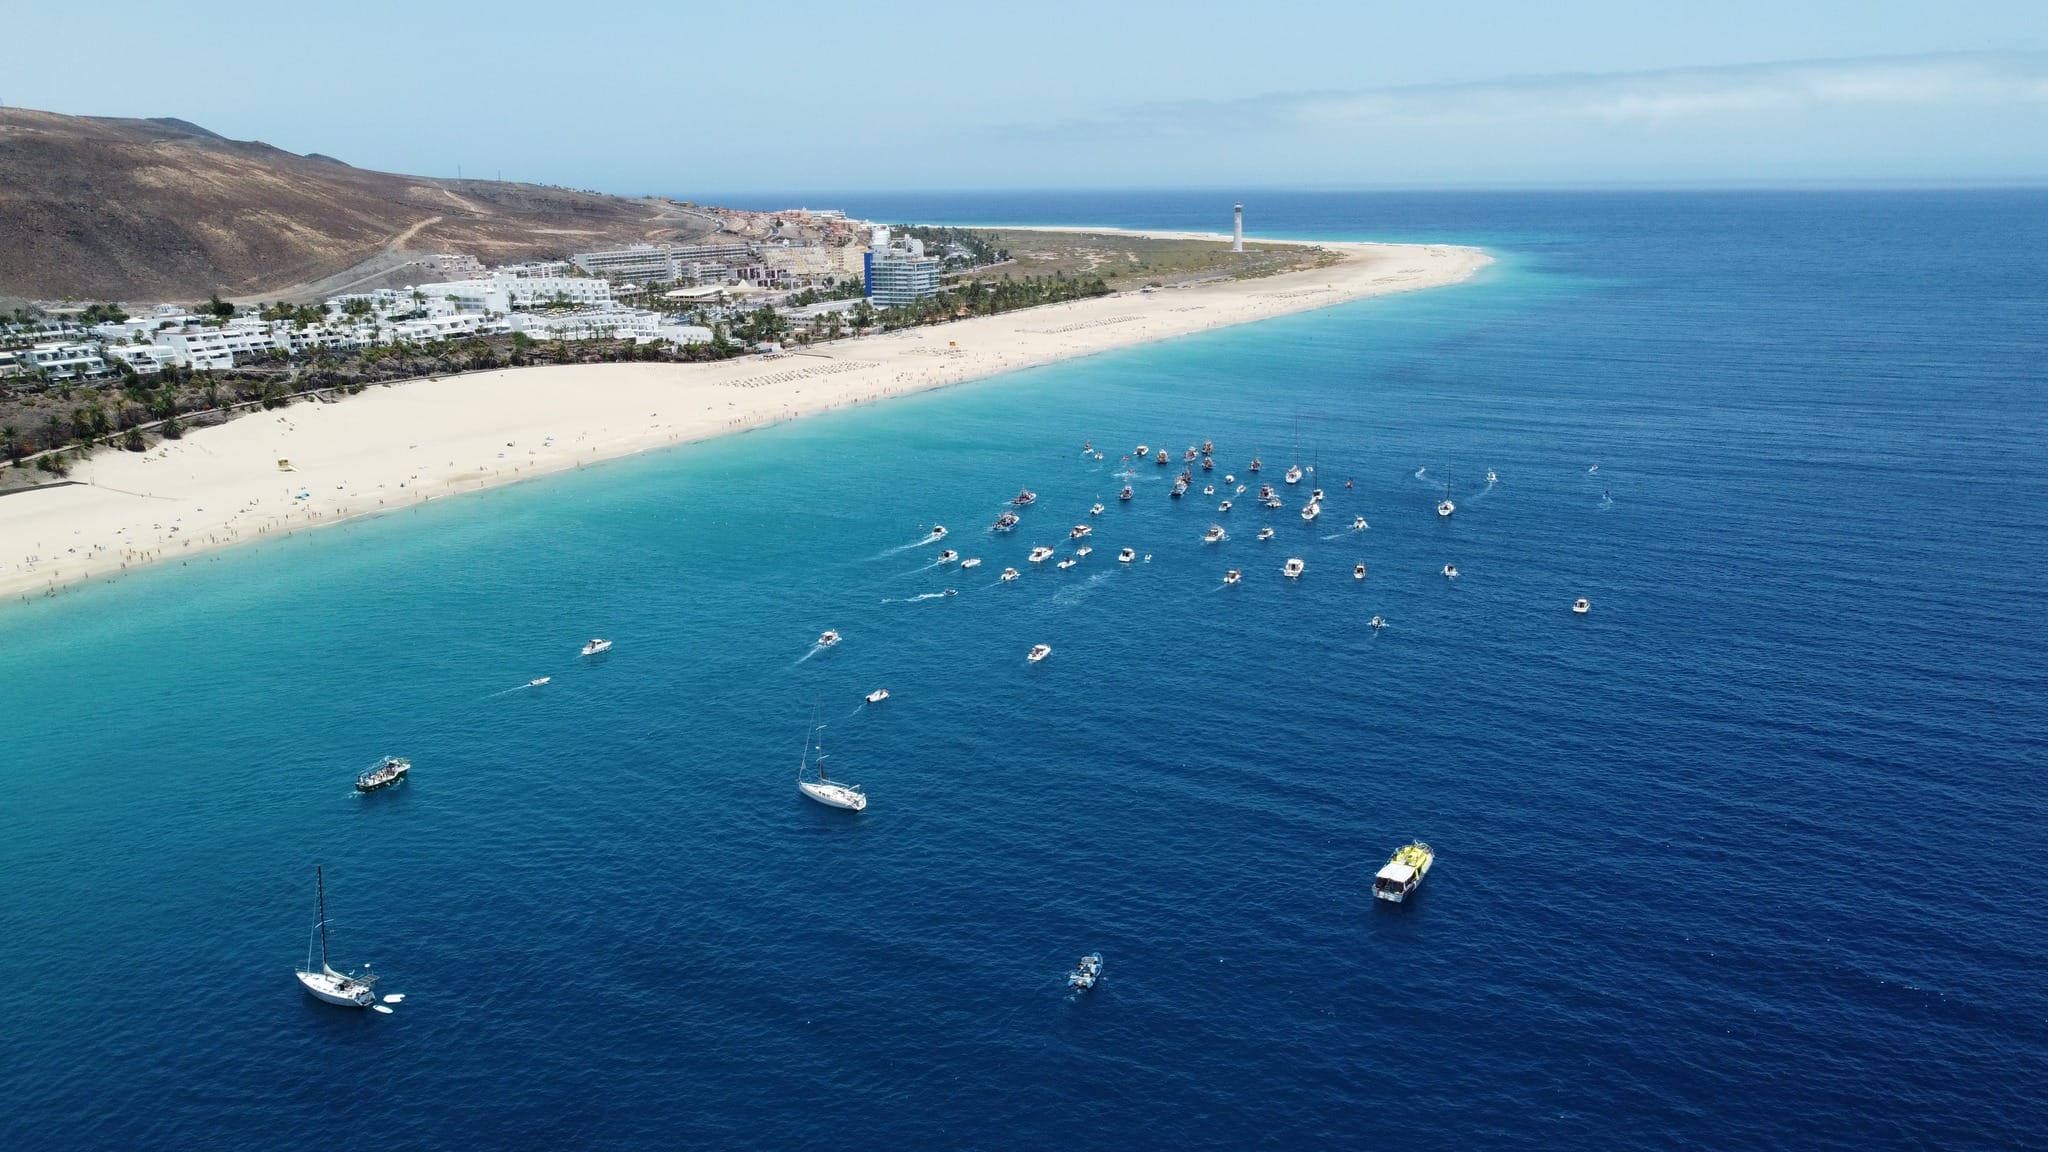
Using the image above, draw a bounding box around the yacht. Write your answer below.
[1118,547,1136,563]
[1283,557,1306,579]
[817,629,841,647]
[1119,486,1134,502]
[1090,503,1105,516]
[1443,564,1459,579]
[1353,516,1368,531]
[1203,525,1226,544]
[1027,644,1052,663]
[1284,465,1303,485]
[865,688,890,704]
[581,638,613,656]
[1354,563,1366,580]
[1301,501,1321,522]
[1013,488,1037,506]
[1373,841,1435,903]
[1257,527,1275,541]
[1171,481,1187,499]
[796,710,866,811]
[1369,615,1387,629]
[961,557,982,569]
[1224,569,1242,585]
[938,549,958,563]
[354,756,410,793]
[1219,501,1232,513]
[993,512,1020,532]
[930,524,948,540]
[1573,598,1591,615]
[1056,557,1077,570]
[1028,546,1056,563]
[1068,953,1103,991]
[1075,546,1093,557]
[1070,524,1092,539]
[1000,567,1020,581]
[294,866,378,1008]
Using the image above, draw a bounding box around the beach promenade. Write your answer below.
[0,235,1487,601]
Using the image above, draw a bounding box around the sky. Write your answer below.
[6,1,2046,194]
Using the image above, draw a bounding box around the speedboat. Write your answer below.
[1573,598,1591,615]
[1257,527,1275,541]
[1118,548,1136,563]
[355,756,410,793]
[1442,564,1458,579]
[1486,470,1498,484]
[865,688,890,704]
[1013,489,1037,506]
[931,525,948,540]
[796,713,866,811]
[1224,474,1236,485]
[1068,952,1103,991]
[527,677,551,687]
[1201,439,1214,455]
[1090,503,1105,516]
[1202,456,1214,471]
[1171,482,1187,499]
[1258,484,1274,501]
[295,867,378,1008]
[1589,464,1599,474]
[581,638,612,656]
[993,512,1020,532]
[1185,447,1198,462]
[1369,615,1387,629]
[1203,485,1215,496]
[1235,484,1246,495]
[1135,444,1149,458]
[1219,501,1232,512]
[1056,557,1077,569]
[1284,465,1303,485]
[1249,456,1262,473]
[1000,567,1020,581]
[1301,502,1321,522]
[1283,557,1305,579]
[1224,569,1242,585]
[961,557,982,569]
[1028,546,1056,563]
[944,589,958,597]
[1354,563,1366,580]
[817,629,841,646]
[1027,644,1052,663]
[1075,546,1093,557]
[1119,486,1133,501]
[1373,841,1435,903]
[1155,451,1170,465]
[938,549,958,563]
[1353,516,1368,531]
[1203,525,1226,544]
[1070,524,1092,539]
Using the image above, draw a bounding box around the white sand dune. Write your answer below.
[0,237,1487,601]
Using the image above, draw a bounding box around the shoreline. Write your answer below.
[0,235,1489,603]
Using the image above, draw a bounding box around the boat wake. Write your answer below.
[876,531,944,558]
[1413,466,1430,482]
[884,591,954,604]
[795,643,829,665]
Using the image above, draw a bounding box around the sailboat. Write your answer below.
[1437,471,1456,518]
[796,706,866,810]
[295,866,377,1008]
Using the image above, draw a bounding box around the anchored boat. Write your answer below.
[1373,841,1435,903]
[796,707,866,811]
[1068,952,1103,991]
[355,756,409,793]
[295,866,378,1007]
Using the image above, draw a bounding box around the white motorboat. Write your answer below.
[993,512,1020,532]
[1438,498,1455,517]
[295,866,378,1008]
[1068,952,1103,991]
[944,589,958,597]
[1235,484,1246,495]
[1155,451,1170,465]
[1257,527,1275,541]
[1171,481,1188,499]
[1369,615,1387,629]
[1284,465,1303,485]
[1354,563,1367,580]
[1283,557,1305,579]
[1301,501,1321,522]
[1589,464,1599,474]
[866,688,890,704]
[1135,444,1149,458]
[1486,470,1498,484]
[1013,488,1037,506]
[354,756,409,793]
[1071,524,1092,539]
[1573,598,1591,615]
[1090,503,1105,516]
[1076,546,1093,557]
[1353,516,1368,531]
[581,638,612,656]
[796,710,866,811]
[1118,548,1136,563]
[938,549,959,563]
[1224,569,1242,585]
[1000,567,1020,581]
[931,524,948,540]
[1224,474,1236,485]
[1028,546,1056,563]
[1204,525,1226,544]
[1119,486,1134,502]
[817,629,841,646]
[527,677,551,687]
[1265,497,1284,509]
[1249,456,1263,473]
[1203,485,1215,496]
[1027,643,1052,663]
[1219,500,1232,512]
[1442,564,1459,579]
[961,557,982,569]
[1056,557,1077,569]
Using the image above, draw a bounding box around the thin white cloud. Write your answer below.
[1054,52,2048,137]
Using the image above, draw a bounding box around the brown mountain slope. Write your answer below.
[0,107,720,302]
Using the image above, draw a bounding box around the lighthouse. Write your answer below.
[1232,203,1244,252]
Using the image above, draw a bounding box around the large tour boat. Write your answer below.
[355,756,409,793]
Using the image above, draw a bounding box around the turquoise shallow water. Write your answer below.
[2,191,2045,1149]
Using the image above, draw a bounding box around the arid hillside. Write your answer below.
[0,107,719,302]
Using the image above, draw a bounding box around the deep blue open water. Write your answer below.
[3,191,2044,1149]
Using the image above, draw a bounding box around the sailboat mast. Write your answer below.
[315,865,331,968]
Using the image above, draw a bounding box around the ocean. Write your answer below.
[2,190,2043,1149]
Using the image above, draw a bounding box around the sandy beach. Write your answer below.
[0,235,1487,601]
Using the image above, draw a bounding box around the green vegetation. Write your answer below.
[893,225,1008,267]
[260,301,330,326]
[871,273,1111,330]
[780,277,866,308]
[956,228,1332,291]
[79,302,129,325]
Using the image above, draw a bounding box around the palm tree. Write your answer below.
[1,424,21,463]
